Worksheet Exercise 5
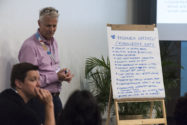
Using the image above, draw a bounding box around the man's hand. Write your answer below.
[57,68,74,83]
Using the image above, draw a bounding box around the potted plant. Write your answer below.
[118,102,151,119]
[85,56,111,114]
[85,56,151,118]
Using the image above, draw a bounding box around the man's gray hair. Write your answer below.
[39,7,59,21]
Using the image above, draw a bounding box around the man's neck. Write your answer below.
[38,30,52,41]
[16,90,29,103]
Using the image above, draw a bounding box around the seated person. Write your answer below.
[174,93,187,125]
[0,62,55,125]
[57,90,102,125]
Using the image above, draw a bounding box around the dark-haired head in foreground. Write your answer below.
[57,90,102,125]
[0,62,55,125]
[11,62,39,89]
[174,93,187,125]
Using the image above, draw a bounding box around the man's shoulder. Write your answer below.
[19,34,40,52]
[0,89,22,115]
[0,89,40,125]
[23,34,38,46]
[0,89,23,107]
[0,89,15,99]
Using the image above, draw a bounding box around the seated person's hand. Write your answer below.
[34,88,53,107]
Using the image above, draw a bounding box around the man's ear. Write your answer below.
[38,20,41,27]
[15,79,23,89]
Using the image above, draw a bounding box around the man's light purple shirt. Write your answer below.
[18,31,61,93]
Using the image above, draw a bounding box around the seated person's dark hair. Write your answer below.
[10,62,38,88]
[174,93,187,125]
[57,90,102,125]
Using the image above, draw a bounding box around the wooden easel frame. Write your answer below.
[106,24,167,125]
[105,86,167,125]
[114,98,167,125]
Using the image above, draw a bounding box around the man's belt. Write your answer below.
[51,92,60,97]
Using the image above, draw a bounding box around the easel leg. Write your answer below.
[105,85,112,125]
[114,100,119,125]
[161,100,167,125]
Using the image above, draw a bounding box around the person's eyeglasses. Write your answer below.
[41,9,58,14]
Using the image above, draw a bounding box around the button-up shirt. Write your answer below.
[18,31,61,93]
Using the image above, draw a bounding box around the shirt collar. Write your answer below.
[36,29,54,45]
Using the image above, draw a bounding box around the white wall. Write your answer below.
[0,0,133,104]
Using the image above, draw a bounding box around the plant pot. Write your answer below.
[119,115,143,120]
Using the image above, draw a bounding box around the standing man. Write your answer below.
[18,7,73,121]
[0,62,55,125]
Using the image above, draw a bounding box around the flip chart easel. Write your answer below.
[106,24,167,125]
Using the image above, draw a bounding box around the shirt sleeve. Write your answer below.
[18,44,59,87]
[39,72,59,87]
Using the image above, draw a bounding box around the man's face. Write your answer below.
[38,16,58,40]
[20,70,40,99]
